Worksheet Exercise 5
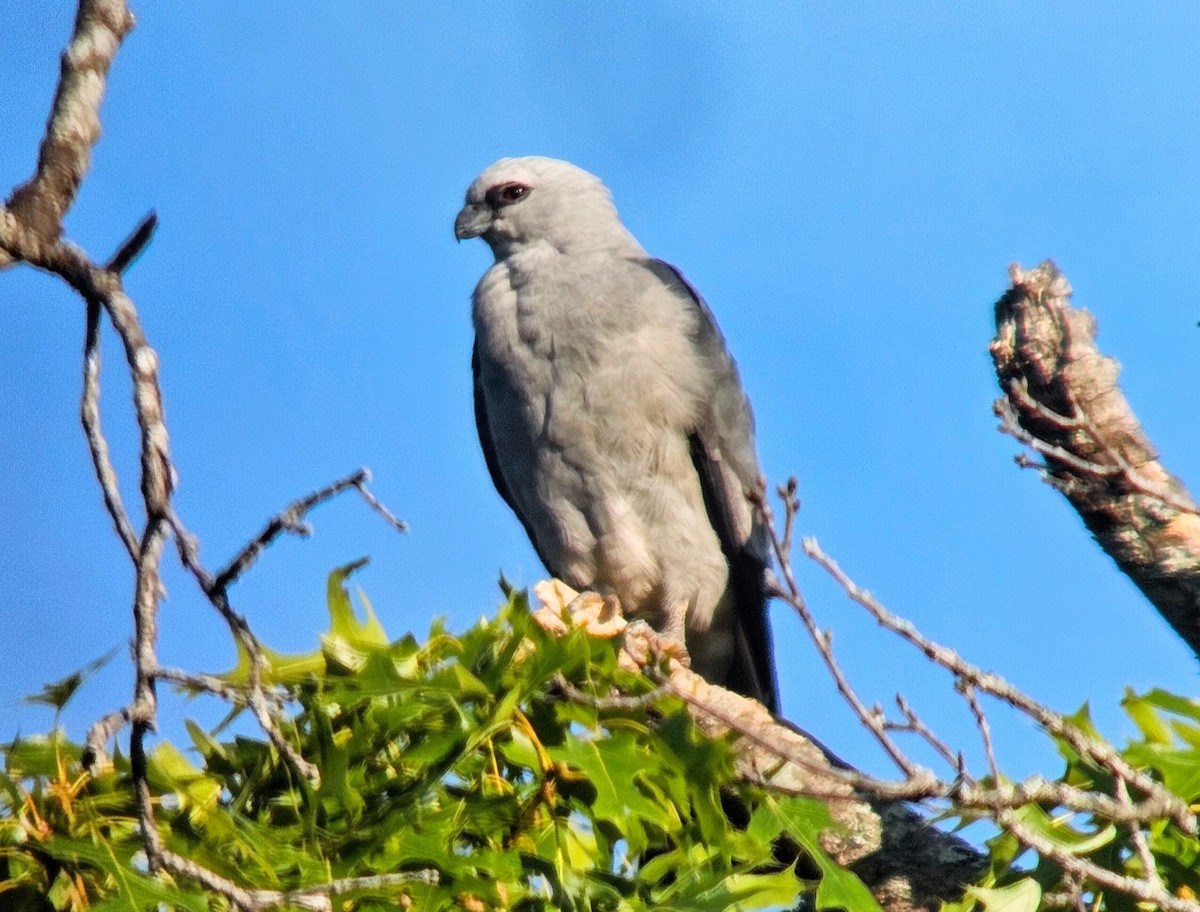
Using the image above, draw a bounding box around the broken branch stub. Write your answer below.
[991,260,1200,658]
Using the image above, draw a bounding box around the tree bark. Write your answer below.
[611,619,985,911]
[992,261,1200,658]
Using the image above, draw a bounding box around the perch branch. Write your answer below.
[534,582,984,912]
[527,478,1200,910]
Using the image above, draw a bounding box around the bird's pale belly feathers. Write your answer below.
[474,249,733,639]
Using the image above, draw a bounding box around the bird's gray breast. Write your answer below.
[472,248,713,597]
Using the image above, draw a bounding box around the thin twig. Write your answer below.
[996,397,1123,479]
[81,294,139,562]
[554,674,672,711]
[170,510,320,785]
[154,666,256,704]
[1115,777,1164,894]
[212,468,370,594]
[105,210,157,274]
[1043,871,1091,912]
[165,465,413,790]
[754,484,924,779]
[353,469,409,533]
[1066,388,1200,514]
[998,389,1199,516]
[801,536,1197,835]
[889,694,961,771]
[959,683,1001,783]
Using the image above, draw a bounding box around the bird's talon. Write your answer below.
[659,636,690,667]
[531,579,626,639]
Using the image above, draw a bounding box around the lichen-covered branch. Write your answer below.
[2,0,134,267]
[741,484,1196,911]
[991,261,1200,657]
[3,3,415,905]
[82,296,140,562]
[535,582,984,912]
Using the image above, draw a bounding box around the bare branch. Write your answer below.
[802,536,1196,833]
[754,484,925,779]
[888,695,961,771]
[1115,776,1165,896]
[105,210,157,274]
[162,469,409,789]
[996,804,1198,912]
[353,468,409,533]
[553,674,673,711]
[169,510,320,786]
[81,295,139,562]
[958,684,1000,783]
[82,705,130,772]
[992,260,1200,657]
[211,468,371,594]
[245,672,318,784]
[2,0,135,267]
[153,666,257,704]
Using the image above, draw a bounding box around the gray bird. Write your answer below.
[456,157,778,712]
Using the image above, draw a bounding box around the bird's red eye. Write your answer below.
[487,182,530,207]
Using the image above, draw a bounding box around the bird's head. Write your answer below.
[455,157,642,259]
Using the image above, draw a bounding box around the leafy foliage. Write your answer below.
[945,692,1200,912]
[1,566,865,911]
[9,566,1200,912]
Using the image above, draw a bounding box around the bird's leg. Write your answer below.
[657,600,693,668]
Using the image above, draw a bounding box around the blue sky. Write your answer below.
[2,3,1199,785]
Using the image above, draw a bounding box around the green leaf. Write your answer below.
[772,797,883,912]
[1123,688,1175,745]
[661,867,805,912]
[966,878,1042,912]
[1011,804,1116,855]
[1137,689,1200,725]
[549,729,675,850]
[220,636,326,686]
[42,835,210,912]
[327,558,389,647]
[1122,741,1200,802]
[655,709,733,848]
[3,732,80,777]
[24,649,118,714]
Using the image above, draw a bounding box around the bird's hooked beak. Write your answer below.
[454,202,491,241]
